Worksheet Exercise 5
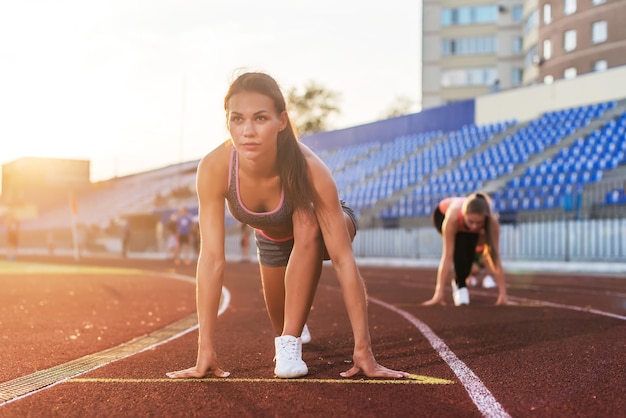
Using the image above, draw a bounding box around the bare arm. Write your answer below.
[486,218,508,305]
[167,145,230,378]
[303,147,407,378]
[422,210,457,306]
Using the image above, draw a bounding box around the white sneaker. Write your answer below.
[274,335,308,378]
[452,281,470,306]
[467,276,478,287]
[482,275,497,288]
[301,324,311,344]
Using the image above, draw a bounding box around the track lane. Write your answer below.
[1,258,624,417]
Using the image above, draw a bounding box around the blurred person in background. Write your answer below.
[166,213,179,260]
[155,219,164,252]
[192,216,201,258]
[6,214,19,260]
[174,206,193,265]
[122,220,131,258]
[166,72,407,380]
[421,192,508,307]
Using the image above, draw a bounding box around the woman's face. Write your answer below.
[464,212,486,232]
[227,91,287,159]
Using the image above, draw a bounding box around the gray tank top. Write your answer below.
[225,148,294,229]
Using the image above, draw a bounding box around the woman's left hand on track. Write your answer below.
[340,348,409,379]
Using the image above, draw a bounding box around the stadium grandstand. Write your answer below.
[1,66,626,264]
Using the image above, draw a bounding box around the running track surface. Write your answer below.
[0,255,624,417]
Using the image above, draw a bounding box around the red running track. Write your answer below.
[0,255,624,417]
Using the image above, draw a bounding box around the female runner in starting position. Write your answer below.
[166,72,408,380]
[421,192,508,306]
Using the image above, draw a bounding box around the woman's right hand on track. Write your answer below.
[166,365,230,379]
[420,297,446,306]
[166,349,230,378]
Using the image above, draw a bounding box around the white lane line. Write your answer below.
[392,280,626,320]
[463,288,626,320]
[368,295,511,418]
[507,285,626,299]
[504,294,626,321]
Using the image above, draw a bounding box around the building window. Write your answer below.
[593,60,608,72]
[512,5,523,22]
[592,21,608,44]
[564,30,577,52]
[512,68,523,86]
[513,37,523,54]
[524,9,538,35]
[525,45,538,67]
[544,75,554,84]
[442,36,496,56]
[543,4,552,25]
[564,67,577,79]
[440,67,498,87]
[543,39,552,60]
[441,5,498,26]
[564,0,577,16]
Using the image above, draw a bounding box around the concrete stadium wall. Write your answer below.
[475,65,626,125]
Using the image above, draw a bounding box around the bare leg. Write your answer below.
[282,254,322,336]
[259,209,324,337]
[259,265,287,335]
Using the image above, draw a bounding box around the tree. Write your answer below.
[381,95,417,119]
[287,81,341,136]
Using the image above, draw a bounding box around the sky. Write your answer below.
[0,0,422,183]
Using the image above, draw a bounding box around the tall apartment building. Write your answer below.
[534,0,626,84]
[422,0,526,109]
[422,0,626,109]
[521,0,539,85]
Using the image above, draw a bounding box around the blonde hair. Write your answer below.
[463,192,500,267]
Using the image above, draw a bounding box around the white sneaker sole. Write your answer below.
[301,324,311,344]
[482,275,497,288]
[453,287,470,306]
[274,360,308,378]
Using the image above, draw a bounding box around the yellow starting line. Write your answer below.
[0,260,142,275]
[67,374,454,385]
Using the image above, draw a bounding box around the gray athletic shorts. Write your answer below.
[254,201,358,267]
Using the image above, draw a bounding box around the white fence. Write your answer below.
[151,217,626,264]
[351,218,626,262]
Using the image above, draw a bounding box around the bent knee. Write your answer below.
[292,215,323,250]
